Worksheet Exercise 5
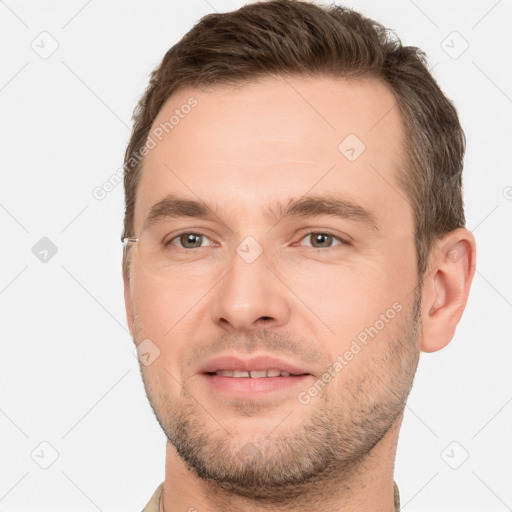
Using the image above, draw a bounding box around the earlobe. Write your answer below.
[420,229,476,353]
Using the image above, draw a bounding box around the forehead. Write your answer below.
[134,75,410,233]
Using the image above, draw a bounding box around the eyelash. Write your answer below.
[297,231,350,250]
[165,231,350,250]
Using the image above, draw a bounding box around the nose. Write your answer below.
[210,245,291,332]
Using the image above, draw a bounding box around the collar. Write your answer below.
[142,481,401,511]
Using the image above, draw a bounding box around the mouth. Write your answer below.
[199,355,314,397]
[206,369,307,378]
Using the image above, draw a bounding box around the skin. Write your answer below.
[123,75,476,511]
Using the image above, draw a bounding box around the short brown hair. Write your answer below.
[122,0,465,278]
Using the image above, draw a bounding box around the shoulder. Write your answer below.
[141,482,164,512]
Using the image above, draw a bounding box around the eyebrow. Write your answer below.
[143,194,213,230]
[266,195,378,230]
[142,193,378,231]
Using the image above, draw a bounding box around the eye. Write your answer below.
[168,233,212,249]
[299,232,347,249]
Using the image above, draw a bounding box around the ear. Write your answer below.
[123,260,135,339]
[420,228,476,353]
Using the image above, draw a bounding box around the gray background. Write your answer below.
[1,0,511,510]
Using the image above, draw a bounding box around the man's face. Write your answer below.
[124,75,422,497]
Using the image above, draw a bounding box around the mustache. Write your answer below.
[186,329,325,368]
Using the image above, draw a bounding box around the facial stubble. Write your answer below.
[139,290,422,505]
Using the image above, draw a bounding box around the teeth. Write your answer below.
[214,368,296,378]
[250,370,267,378]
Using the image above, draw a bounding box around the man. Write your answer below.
[121,1,476,510]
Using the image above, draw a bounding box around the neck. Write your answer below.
[160,414,402,512]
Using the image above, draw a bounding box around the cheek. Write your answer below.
[129,262,209,340]
[281,255,413,343]
[129,268,216,382]
[130,278,184,397]
[130,275,168,341]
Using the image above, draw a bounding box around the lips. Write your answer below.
[199,355,313,398]
[213,369,298,378]
[200,355,312,378]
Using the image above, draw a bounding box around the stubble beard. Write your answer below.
[141,291,422,504]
